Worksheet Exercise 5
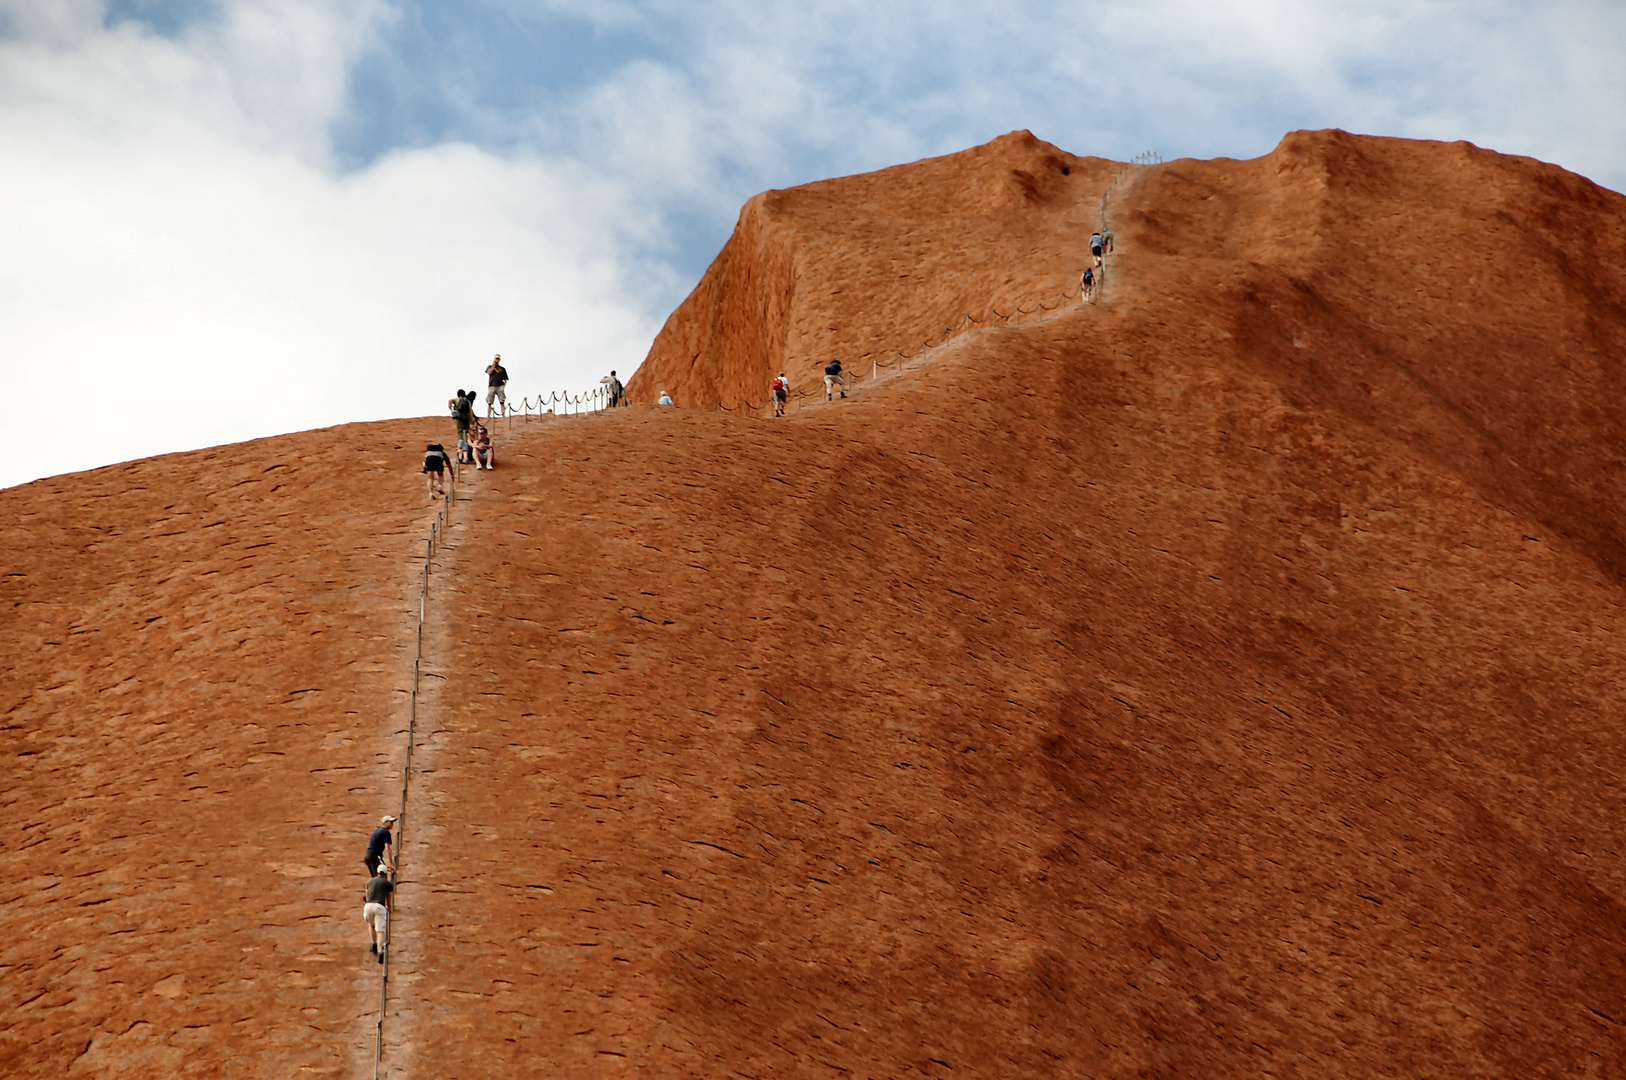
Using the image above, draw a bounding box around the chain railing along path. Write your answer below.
[371,468,457,1080]
[708,161,1152,416]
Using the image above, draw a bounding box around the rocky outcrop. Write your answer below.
[5,131,1626,1077]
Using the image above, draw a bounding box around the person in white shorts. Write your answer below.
[363,864,394,962]
[485,355,509,416]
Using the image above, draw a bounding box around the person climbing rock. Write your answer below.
[1089,232,1104,265]
[452,390,474,447]
[824,360,845,400]
[771,372,789,417]
[364,814,396,875]
[422,444,451,497]
[1081,266,1096,302]
[363,864,394,961]
[1101,225,1114,253]
[485,355,509,417]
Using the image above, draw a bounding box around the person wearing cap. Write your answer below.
[363,815,396,876]
[485,355,509,417]
[363,863,394,961]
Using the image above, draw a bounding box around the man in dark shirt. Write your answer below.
[824,359,845,400]
[364,815,395,875]
[363,865,394,960]
[485,355,509,417]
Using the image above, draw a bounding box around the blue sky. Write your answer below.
[2,0,1624,488]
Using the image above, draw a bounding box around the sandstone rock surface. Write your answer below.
[5,131,1626,1078]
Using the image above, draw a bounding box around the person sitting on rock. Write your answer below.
[473,424,494,470]
[658,390,675,406]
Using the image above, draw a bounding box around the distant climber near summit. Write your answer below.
[772,372,789,416]
[824,360,845,400]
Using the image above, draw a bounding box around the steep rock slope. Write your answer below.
[629,129,1115,408]
[5,130,1626,1079]
[388,133,1626,1076]
[0,421,450,1078]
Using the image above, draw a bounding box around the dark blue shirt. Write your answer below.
[365,826,393,859]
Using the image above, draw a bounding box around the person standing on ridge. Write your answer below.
[824,360,845,400]
[602,370,625,408]
[485,355,509,417]
[364,815,396,876]
[1089,232,1104,265]
[363,864,394,961]
[771,372,789,417]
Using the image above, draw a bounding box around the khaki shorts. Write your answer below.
[364,902,389,933]
[824,373,844,387]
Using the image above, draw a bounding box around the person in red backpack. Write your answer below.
[771,372,789,416]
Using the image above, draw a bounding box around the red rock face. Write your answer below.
[5,131,1626,1078]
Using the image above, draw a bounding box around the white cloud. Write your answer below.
[0,1,656,488]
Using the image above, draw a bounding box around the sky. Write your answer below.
[2,0,1623,489]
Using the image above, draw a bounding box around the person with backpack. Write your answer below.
[452,389,475,448]
[485,355,509,417]
[771,372,789,416]
[823,360,844,400]
[1081,266,1096,302]
[602,370,624,408]
[422,443,452,496]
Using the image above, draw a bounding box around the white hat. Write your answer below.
[381,815,396,825]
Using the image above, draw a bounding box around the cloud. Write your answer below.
[0,1,657,488]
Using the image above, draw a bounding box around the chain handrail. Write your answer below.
[705,277,1098,414]
[373,464,455,1078]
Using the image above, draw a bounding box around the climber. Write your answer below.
[771,372,789,417]
[363,814,395,876]
[1081,266,1096,302]
[824,360,845,400]
[1089,232,1104,265]
[422,443,452,496]
[363,864,394,961]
